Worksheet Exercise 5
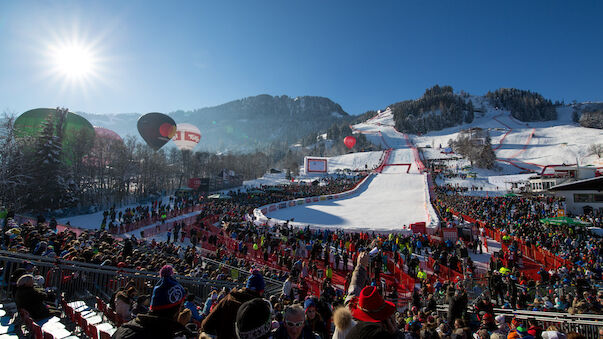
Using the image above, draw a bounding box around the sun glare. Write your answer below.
[50,43,96,80]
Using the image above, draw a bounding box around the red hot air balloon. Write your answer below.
[137,113,177,151]
[344,136,356,149]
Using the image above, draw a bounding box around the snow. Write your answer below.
[413,104,603,170]
[266,173,428,232]
[326,151,383,172]
[57,196,172,230]
[259,107,437,232]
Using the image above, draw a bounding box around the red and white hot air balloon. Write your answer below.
[344,135,356,149]
[172,123,201,151]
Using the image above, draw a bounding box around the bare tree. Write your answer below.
[589,143,603,158]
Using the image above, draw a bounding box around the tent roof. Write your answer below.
[549,176,603,191]
[539,216,591,226]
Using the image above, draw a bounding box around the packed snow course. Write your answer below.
[258,109,438,232]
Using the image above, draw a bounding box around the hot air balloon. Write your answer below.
[14,108,95,163]
[94,126,123,143]
[83,127,124,167]
[344,136,356,149]
[137,113,176,151]
[172,123,201,151]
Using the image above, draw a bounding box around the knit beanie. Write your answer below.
[235,298,273,339]
[150,265,186,311]
[304,298,316,310]
[246,269,265,293]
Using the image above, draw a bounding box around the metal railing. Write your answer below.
[435,305,602,338]
[0,250,283,303]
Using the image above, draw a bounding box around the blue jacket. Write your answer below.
[184,301,203,321]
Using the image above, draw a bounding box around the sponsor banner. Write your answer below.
[297,200,304,205]
[333,195,339,199]
[327,196,333,200]
[289,201,296,207]
[278,202,287,209]
[313,197,319,202]
[269,205,277,212]
[261,208,267,214]
[187,178,201,189]
[320,196,326,201]
[305,198,312,203]
[306,157,328,173]
[410,222,426,234]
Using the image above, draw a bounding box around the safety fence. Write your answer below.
[252,173,373,225]
[447,209,574,273]
[110,205,204,235]
[425,257,464,282]
[0,250,283,302]
[435,305,603,338]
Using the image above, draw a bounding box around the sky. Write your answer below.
[0,0,602,116]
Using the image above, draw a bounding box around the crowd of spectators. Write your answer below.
[1,170,602,338]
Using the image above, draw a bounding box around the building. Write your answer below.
[540,165,597,179]
[527,176,566,193]
[459,127,488,146]
[527,165,598,193]
[549,176,603,215]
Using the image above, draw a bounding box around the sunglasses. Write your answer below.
[286,320,304,328]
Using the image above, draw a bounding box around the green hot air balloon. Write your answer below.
[137,113,177,151]
[14,108,95,164]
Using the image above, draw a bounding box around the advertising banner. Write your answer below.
[305,157,328,173]
[278,203,287,209]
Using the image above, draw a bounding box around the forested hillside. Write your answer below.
[392,85,474,134]
[485,88,557,121]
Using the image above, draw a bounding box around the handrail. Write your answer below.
[0,250,283,297]
[435,304,603,320]
[201,256,284,286]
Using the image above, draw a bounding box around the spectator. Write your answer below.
[14,274,61,321]
[183,294,203,322]
[332,306,356,339]
[235,298,274,339]
[132,295,150,316]
[112,265,192,339]
[348,286,399,336]
[201,269,265,338]
[273,305,317,339]
[115,291,132,322]
[303,298,327,339]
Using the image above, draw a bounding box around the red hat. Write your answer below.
[483,313,494,322]
[351,286,396,323]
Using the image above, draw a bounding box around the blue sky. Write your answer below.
[0,1,602,116]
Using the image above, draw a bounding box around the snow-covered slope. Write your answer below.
[412,100,603,170]
[262,107,437,232]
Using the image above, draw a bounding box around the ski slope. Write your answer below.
[412,100,603,170]
[266,172,427,232]
[261,108,437,232]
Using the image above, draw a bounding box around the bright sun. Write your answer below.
[49,42,97,81]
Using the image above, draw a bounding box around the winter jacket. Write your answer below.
[273,325,318,339]
[183,301,203,322]
[200,288,260,339]
[111,313,192,339]
[15,286,54,321]
[346,264,368,303]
